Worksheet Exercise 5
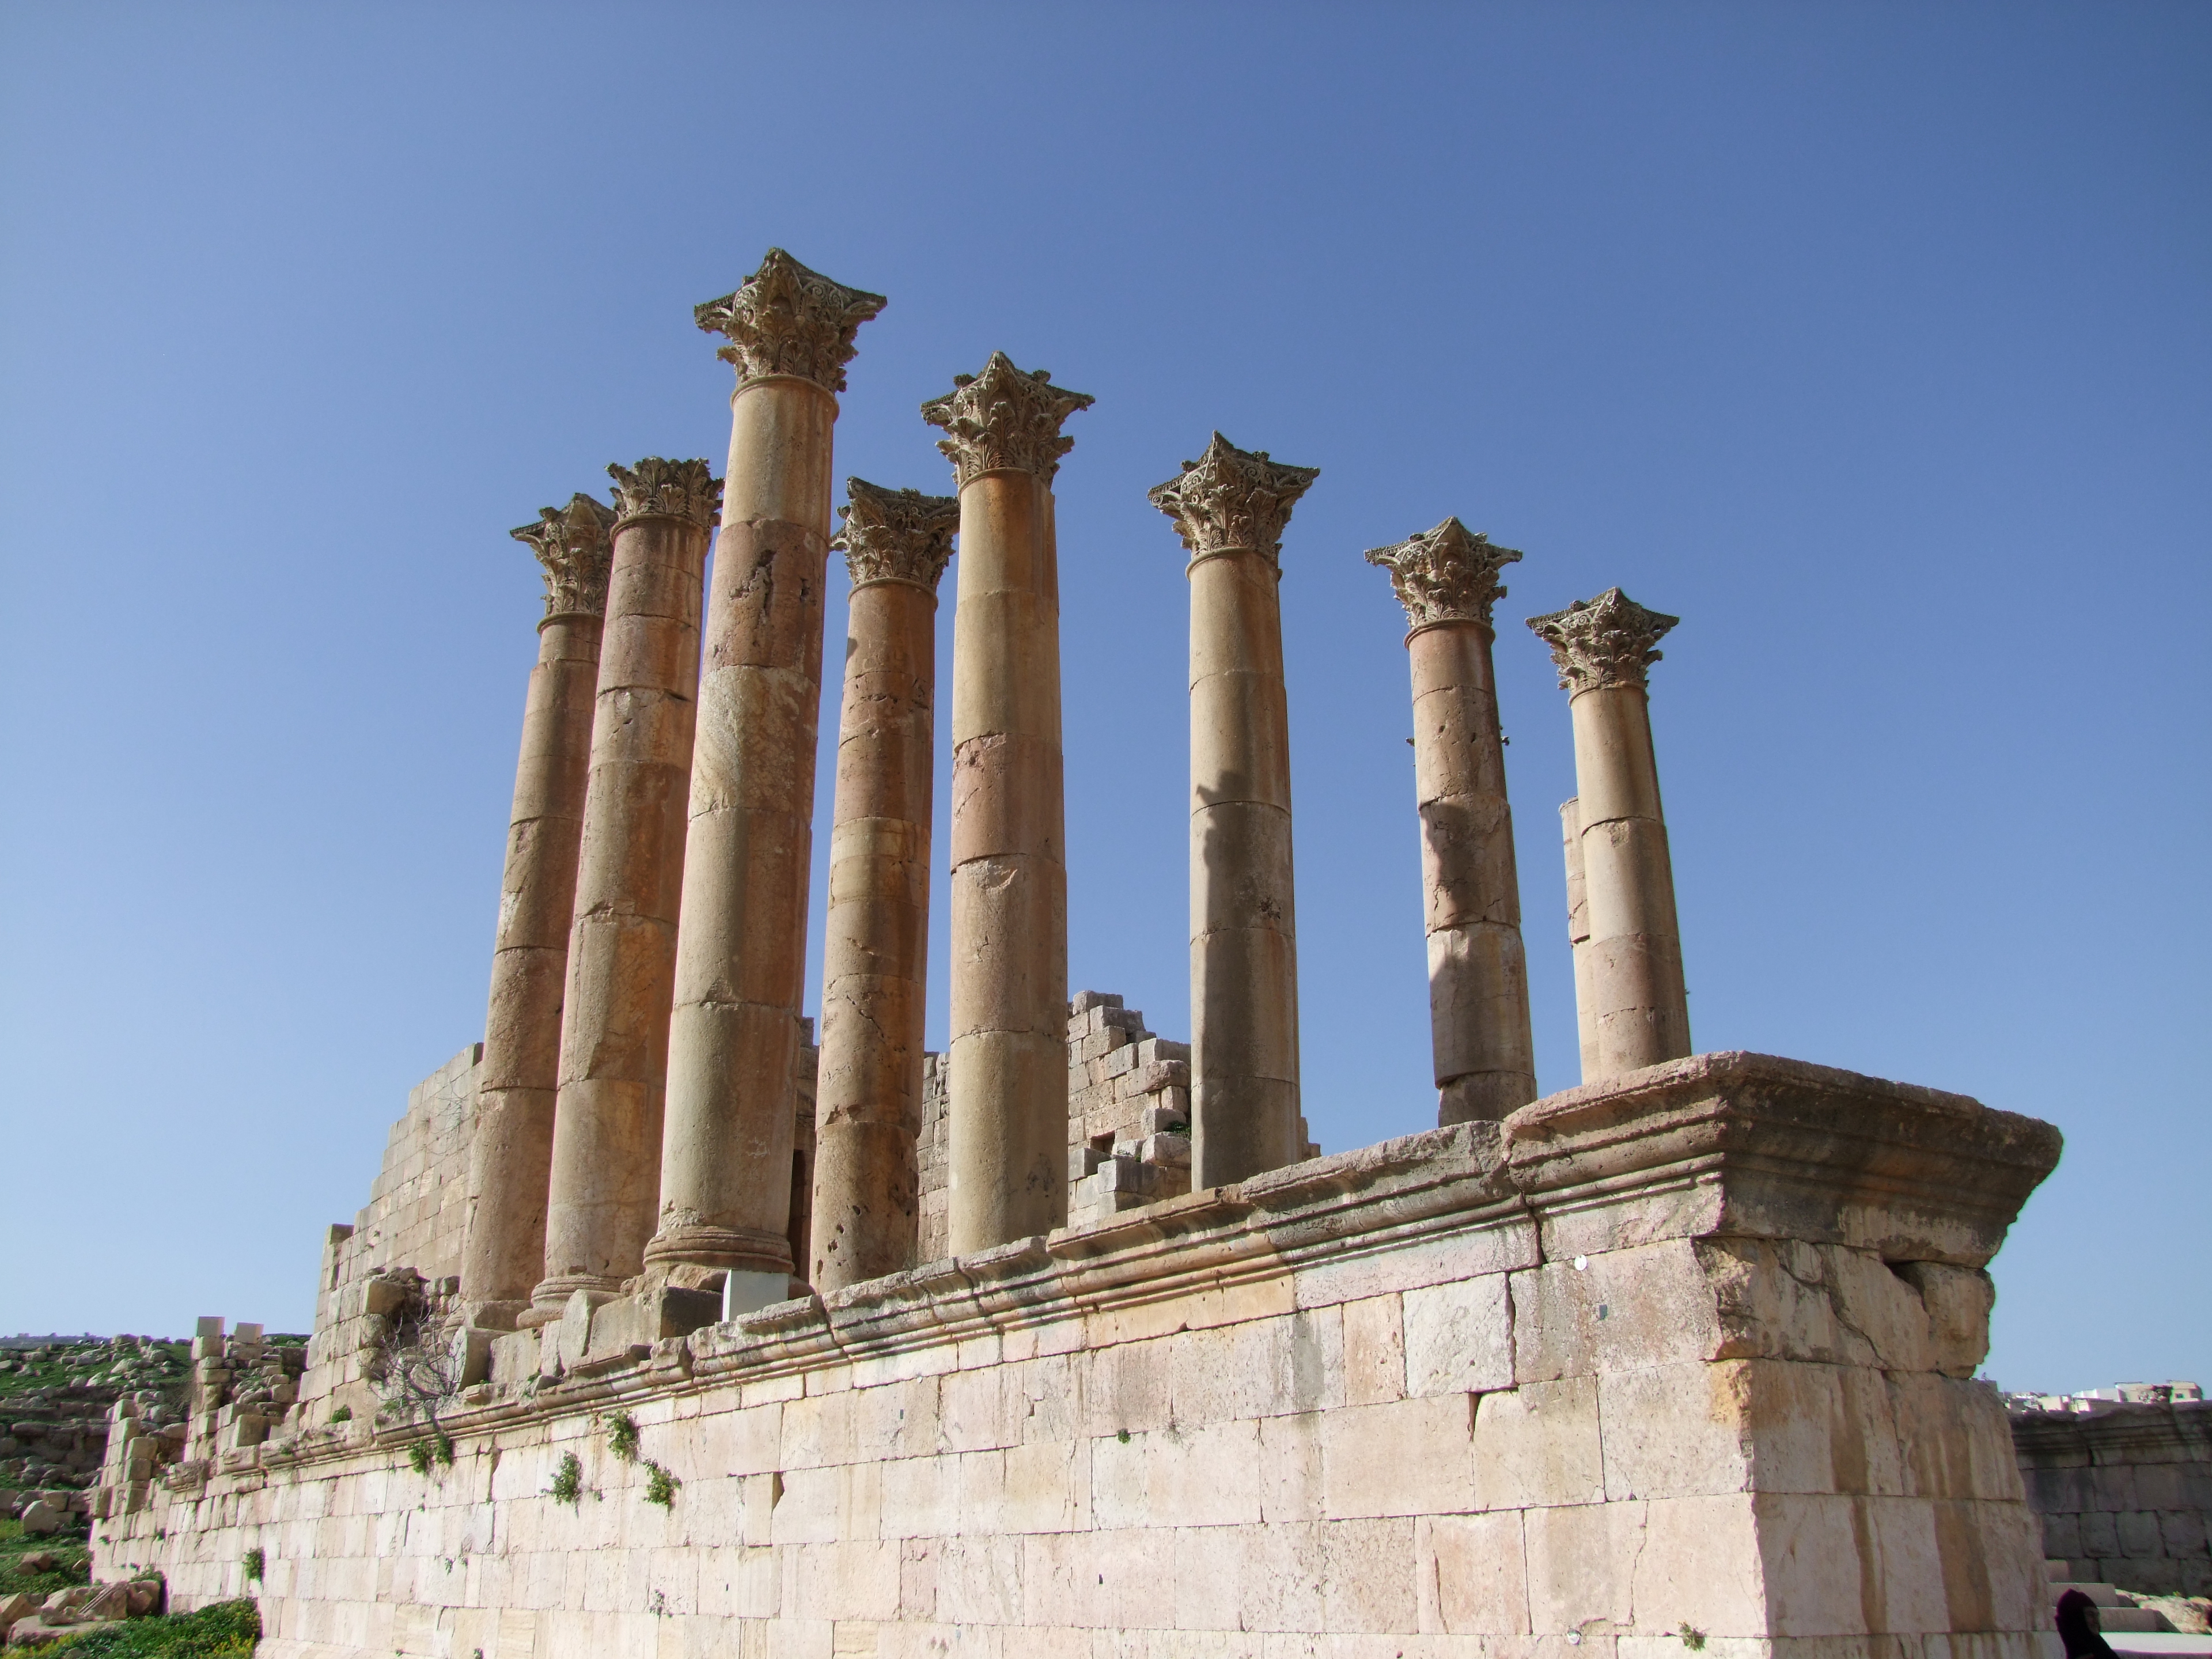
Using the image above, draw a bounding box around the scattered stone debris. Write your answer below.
[90,1320,308,1522]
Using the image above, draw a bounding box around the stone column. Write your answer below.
[1559,797,1601,1082]
[921,353,1092,1253]
[1527,588,1690,1080]
[809,480,958,1294]
[1149,434,1320,1187]
[527,459,719,1325]
[1365,518,1537,1124]
[645,252,885,1310]
[460,494,616,1327]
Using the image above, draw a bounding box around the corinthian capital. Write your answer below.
[1527,588,1679,695]
[1364,517,1522,632]
[834,478,959,593]
[694,249,887,394]
[512,493,618,619]
[607,459,722,533]
[1147,433,1320,567]
[919,353,1094,487]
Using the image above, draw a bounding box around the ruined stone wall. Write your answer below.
[917,991,1305,1259]
[94,1055,2063,1659]
[2015,1399,2212,1596]
[327,1044,486,1300]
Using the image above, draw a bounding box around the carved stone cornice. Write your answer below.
[1364,518,1522,632]
[1146,433,1320,569]
[693,249,886,395]
[511,493,618,619]
[919,353,1094,487]
[607,459,722,533]
[1527,587,1679,695]
[833,478,959,593]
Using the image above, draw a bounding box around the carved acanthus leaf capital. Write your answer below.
[694,249,886,394]
[919,353,1094,487]
[1527,587,1679,695]
[607,459,722,533]
[1147,433,1320,567]
[512,493,618,618]
[833,478,959,593]
[1364,517,1522,631]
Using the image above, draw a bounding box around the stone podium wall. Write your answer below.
[95,1054,2061,1659]
[2015,1400,2212,1596]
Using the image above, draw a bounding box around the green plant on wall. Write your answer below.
[603,1410,639,1464]
[643,1461,680,1509]
[548,1452,582,1506]
[241,1547,264,1584]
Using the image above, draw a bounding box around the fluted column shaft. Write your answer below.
[1529,589,1688,1082]
[529,463,716,1324]
[1408,619,1536,1120]
[809,483,955,1293]
[1153,435,1319,1187]
[462,607,605,1320]
[649,378,835,1294]
[1369,518,1537,1124]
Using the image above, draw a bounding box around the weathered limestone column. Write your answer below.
[922,353,1092,1253]
[809,480,958,1294]
[527,459,719,1324]
[460,494,616,1327]
[1365,518,1537,1123]
[1528,587,1690,1080]
[645,252,885,1309]
[1149,434,1319,1187]
[1559,797,1601,1081]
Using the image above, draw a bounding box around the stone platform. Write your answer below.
[93,1052,2063,1658]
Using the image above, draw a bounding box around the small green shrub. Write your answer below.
[50,1596,260,1656]
[328,1405,351,1423]
[548,1451,583,1505]
[1679,1624,1708,1651]
[643,1460,680,1508]
[604,1410,640,1463]
[241,1547,264,1583]
[434,1429,456,1467]
[407,1441,434,1476]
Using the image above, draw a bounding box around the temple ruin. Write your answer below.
[85,248,2073,1658]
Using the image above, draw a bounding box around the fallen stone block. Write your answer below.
[16,1501,60,1535]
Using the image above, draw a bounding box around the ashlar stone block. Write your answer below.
[1403,1272,1512,1397]
[1472,1374,1604,1511]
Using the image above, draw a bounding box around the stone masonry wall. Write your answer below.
[2014,1398,2212,1596]
[297,1045,483,1426]
[94,1054,2063,1659]
[919,991,1313,1259]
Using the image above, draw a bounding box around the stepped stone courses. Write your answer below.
[84,247,2120,1657]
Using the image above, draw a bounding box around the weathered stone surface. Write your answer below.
[653,281,864,1289]
[460,493,613,1321]
[1530,589,1691,1081]
[930,360,1088,1253]
[1152,434,1318,1187]
[530,461,717,1320]
[1368,528,1539,1125]
[809,479,954,1297]
[98,1053,2061,1656]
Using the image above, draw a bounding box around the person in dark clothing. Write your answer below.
[2058,1588,2120,1659]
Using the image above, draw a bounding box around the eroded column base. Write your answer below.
[642,1222,793,1279]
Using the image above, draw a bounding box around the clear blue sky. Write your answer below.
[1,3,2204,1393]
